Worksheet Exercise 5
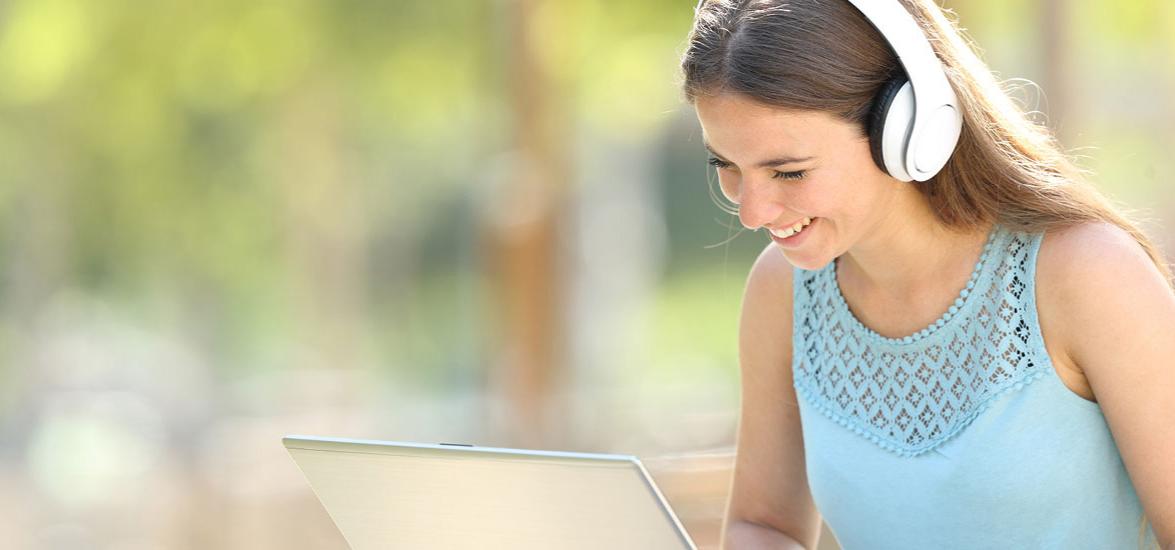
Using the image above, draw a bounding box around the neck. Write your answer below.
[837,186,993,302]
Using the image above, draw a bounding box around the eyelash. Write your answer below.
[706,157,806,181]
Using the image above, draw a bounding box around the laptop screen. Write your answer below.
[283,436,696,550]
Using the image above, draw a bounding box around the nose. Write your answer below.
[736,178,787,231]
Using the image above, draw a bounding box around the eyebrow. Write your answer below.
[703,141,814,168]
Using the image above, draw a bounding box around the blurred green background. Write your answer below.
[0,0,1171,548]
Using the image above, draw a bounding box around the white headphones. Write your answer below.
[693,0,963,182]
[846,0,963,182]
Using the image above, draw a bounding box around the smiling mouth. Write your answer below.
[769,217,814,239]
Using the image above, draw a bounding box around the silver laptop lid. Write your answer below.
[283,435,697,550]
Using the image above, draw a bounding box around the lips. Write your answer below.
[768,217,814,239]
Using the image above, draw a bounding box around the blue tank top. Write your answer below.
[791,223,1157,549]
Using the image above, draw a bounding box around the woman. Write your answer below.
[680,1,1174,548]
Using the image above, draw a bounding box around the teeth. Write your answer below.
[771,217,812,239]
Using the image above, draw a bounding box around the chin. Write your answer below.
[778,250,832,272]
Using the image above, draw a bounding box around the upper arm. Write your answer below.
[723,243,822,548]
[1048,222,1175,546]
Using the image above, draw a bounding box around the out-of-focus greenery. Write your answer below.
[0,0,1169,381]
[0,0,1170,389]
[0,0,708,378]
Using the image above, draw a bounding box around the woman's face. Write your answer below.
[694,92,900,270]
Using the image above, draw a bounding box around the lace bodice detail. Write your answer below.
[792,224,1053,457]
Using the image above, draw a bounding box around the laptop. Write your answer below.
[283,435,698,550]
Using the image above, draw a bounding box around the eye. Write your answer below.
[709,157,806,181]
[706,156,730,169]
[772,170,806,181]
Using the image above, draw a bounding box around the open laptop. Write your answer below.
[283,435,698,550]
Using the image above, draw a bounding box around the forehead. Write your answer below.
[694,93,848,157]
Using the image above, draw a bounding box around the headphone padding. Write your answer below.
[868,75,910,176]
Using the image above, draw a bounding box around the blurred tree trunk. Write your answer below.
[484,0,572,448]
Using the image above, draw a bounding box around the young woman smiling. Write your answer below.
[681,1,1175,548]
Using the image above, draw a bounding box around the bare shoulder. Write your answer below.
[1037,220,1161,299]
[738,243,798,367]
[738,242,796,387]
[1037,220,1170,372]
[745,241,795,300]
[1039,220,1144,259]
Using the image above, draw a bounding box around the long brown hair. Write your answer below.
[680,1,1167,547]
[680,0,1174,293]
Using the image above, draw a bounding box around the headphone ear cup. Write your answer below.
[868,76,915,181]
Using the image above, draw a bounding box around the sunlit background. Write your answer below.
[0,0,1171,548]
